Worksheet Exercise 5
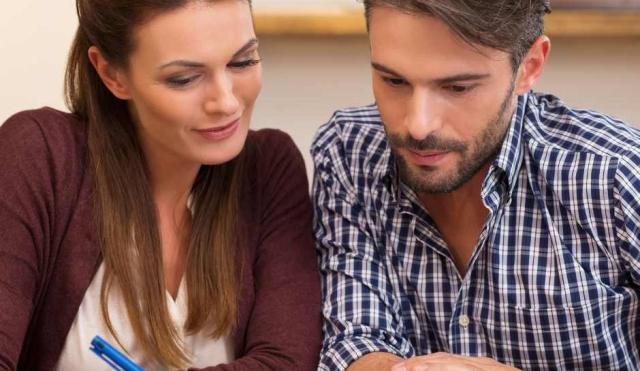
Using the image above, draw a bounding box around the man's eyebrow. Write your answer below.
[371,62,406,79]
[158,38,259,70]
[434,73,490,85]
[371,62,490,84]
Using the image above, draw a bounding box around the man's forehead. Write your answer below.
[368,7,511,78]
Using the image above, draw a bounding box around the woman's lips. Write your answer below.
[406,149,451,166]
[194,118,241,140]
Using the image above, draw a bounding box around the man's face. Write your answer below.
[369,6,519,194]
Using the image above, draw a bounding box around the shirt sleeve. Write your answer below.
[614,153,640,285]
[312,128,415,371]
[0,112,52,369]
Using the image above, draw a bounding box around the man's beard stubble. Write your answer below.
[388,81,516,194]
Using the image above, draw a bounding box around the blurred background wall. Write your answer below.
[2,1,639,182]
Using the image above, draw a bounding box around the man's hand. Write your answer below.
[390,353,521,371]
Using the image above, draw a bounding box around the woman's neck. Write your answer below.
[141,138,199,298]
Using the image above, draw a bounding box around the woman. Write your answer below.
[0,0,321,370]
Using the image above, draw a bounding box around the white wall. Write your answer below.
[0,1,77,121]
[2,2,639,182]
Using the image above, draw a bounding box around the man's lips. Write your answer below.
[406,149,451,166]
[409,149,449,157]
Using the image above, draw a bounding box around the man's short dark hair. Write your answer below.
[363,0,552,71]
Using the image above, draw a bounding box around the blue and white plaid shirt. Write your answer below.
[312,93,640,370]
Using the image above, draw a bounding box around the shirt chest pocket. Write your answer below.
[477,296,633,369]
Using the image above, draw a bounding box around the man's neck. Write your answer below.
[417,162,491,276]
[418,162,490,219]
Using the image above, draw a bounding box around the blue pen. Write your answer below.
[90,335,144,371]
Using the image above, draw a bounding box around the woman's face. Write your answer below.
[120,0,261,167]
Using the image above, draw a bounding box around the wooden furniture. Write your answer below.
[254,10,640,37]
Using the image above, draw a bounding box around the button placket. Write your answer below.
[458,314,471,328]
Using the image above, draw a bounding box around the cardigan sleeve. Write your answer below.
[0,111,56,370]
[193,130,322,371]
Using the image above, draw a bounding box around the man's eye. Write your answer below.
[446,85,474,93]
[383,77,407,87]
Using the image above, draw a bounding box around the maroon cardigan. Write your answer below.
[0,108,321,371]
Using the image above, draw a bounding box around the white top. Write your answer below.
[55,263,234,370]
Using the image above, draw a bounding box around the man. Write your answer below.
[311,1,640,370]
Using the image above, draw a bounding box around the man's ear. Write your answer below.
[87,46,132,100]
[515,35,551,95]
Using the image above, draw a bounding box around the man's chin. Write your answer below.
[401,166,456,194]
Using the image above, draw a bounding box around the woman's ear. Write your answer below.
[87,46,132,100]
[515,35,551,95]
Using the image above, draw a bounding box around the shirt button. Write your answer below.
[459,315,471,328]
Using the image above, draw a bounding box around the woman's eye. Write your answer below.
[383,76,407,87]
[166,75,199,87]
[228,59,261,69]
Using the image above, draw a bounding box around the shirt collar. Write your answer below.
[486,92,528,200]
[381,148,402,205]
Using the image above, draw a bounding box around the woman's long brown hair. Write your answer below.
[64,0,249,367]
